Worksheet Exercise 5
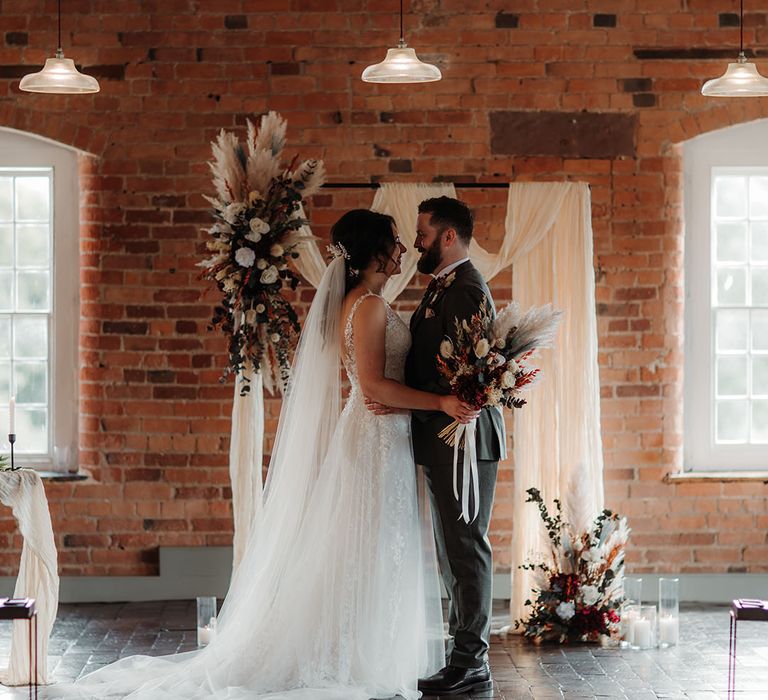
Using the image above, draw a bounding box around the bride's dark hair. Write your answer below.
[330,209,397,293]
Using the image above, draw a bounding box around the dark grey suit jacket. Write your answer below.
[405,260,506,466]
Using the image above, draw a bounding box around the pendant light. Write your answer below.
[701,0,768,97]
[19,0,100,94]
[361,0,441,83]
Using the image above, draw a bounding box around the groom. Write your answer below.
[407,196,505,695]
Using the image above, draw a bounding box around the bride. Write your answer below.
[62,209,479,700]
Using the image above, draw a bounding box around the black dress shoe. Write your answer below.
[417,662,492,695]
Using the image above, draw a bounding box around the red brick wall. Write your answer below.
[1,1,768,576]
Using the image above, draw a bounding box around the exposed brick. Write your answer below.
[495,12,519,29]
[593,14,617,28]
[224,15,247,29]
[5,32,28,45]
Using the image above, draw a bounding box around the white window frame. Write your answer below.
[0,128,79,469]
[684,118,768,471]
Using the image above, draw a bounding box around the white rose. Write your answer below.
[245,230,262,244]
[270,333,280,343]
[439,339,454,359]
[270,243,284,258]
[556,601,575,621]
[256,259,268,270]
[474,338,490,358]
[245,309,257,325]
[260,266,279,284]
[234,247,255,267]
[501,371,516,389]
[249,217,270,235]
[507,359,519,374]
[580,585,600,607]
[256,304,266,314]
[223,202,246,224]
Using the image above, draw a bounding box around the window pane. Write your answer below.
[751,222,768,262]
[752,401,768,442]
[16,271,49,311]
[0,361,9,398]
[750,176,768,219]
[753,268,768,306]
[0,224,11,267]
[715,176,748,218]
[13,316,47,359]
[752,310,768,350]
[717,356,747,396]
[716,222,748,262]
[0,178,12,221]
[717,309,749,351]
[0,271,11,312]
[0,316,9,357]
[754,357,768,396]
[717,400,749,442]
[15,224,49,268]
[14,362,46,404]
[15,407,47,454]
[15,177,49,222]
[717,267,747,305]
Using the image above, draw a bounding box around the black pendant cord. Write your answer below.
[740,0,744,54]
[399,0,404,42]
[58,0,62,51]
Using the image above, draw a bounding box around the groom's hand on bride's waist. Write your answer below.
[364,397,403,415]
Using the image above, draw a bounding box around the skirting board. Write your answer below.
[0,547,765,604]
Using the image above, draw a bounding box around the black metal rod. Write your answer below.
[58,0,62,50]
[740,0,744,54]
[400,0,404,41]
[321,182,512,189]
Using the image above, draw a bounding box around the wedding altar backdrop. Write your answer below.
[228,181,604,620]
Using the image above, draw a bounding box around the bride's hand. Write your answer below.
[439,395,481,424]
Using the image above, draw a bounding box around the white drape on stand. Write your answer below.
[488,182,604,624]
[0,469,59,685]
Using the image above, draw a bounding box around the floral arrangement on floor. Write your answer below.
[514,487,630,644]
[200,111,325,395]
[436,299,561,446]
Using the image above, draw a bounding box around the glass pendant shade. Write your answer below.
[701,52,768,96]
[362,41,441,83]
[19,50,100,94]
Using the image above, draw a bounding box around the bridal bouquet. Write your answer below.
[436,299,561,446]
[515,488,629,644]
[200,111,325,395]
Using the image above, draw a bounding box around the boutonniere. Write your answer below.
[428,271,457,306]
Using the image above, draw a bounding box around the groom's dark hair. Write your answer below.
[418,196,473,244]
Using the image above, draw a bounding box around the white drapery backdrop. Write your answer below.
[228,181,604,624]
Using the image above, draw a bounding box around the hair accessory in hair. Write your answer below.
[327,242,360,277]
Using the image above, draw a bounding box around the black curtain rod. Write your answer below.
[322,182,511,189]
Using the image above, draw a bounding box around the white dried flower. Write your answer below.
[222,279,237,293]
[270,243,284,257]
[580,584,600,607]
[256,303,266,313]
[245,309,257,325]
[495,337,506,349]
[507,359,520,374]
[245,231,262,244]
[235,247,256,268]
[270,333,280,343]
[439,339,454,359]
[249,217,270,235]
[475,338,490,358]
[260,265,279,284]
[556,601,575,620]
[256,259,268,270]
[501,371,516,389]
[210,222,231,235]
[223,202,246,224]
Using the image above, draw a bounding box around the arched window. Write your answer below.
[684,119,768,471]
[0,128,79,469]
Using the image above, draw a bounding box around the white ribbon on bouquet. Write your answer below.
[451,418,479,524]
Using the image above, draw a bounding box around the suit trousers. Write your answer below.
[422,459,498,669]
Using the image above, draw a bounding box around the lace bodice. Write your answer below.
[343,292,411,389]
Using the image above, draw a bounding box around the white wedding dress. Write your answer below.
[57,258,444,700]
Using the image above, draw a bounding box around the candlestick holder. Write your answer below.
[8,434,19,471]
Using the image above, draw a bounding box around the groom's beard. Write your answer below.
[417,237,444,274]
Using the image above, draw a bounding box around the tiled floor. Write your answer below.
[0,602,766,698]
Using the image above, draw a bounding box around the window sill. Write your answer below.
[665,470,768,483]
[37,469,89,482]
